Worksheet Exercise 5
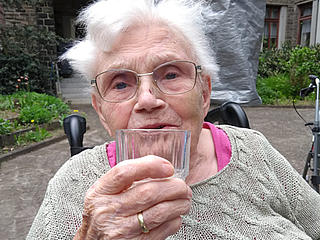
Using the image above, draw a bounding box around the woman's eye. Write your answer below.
[165,72,178,80]
[115,82,127,89]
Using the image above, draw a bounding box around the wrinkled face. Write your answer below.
[92,23,211,153]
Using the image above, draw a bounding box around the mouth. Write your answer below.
[140,124,174,129]
[154,125,165,129]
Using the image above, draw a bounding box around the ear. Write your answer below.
[91,93,112,136]
[201,74,211,117]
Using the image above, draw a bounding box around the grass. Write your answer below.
[0,127,65,155]
[257,74,315,106]
[0,91,72,155]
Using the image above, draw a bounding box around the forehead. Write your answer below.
[96,23,196,72]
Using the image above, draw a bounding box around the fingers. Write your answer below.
[80,198,190,239]
[116,178,192,215]
[144,217,183,240]
[96,155,174,194]
[141,199,191,231]
[92,199,190,239]
[80,155,190,239]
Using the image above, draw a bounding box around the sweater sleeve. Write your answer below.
[293,170,320,240]
[26,144,109,239]
[253,131,320,239]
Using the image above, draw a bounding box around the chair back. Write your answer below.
[204,102,250,128]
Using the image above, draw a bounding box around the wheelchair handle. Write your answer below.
[63,114,87,156]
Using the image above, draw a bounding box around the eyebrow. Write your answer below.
[105,53,190,71]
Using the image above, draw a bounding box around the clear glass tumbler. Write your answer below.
[116,129,191,180]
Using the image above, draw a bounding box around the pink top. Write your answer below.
[106,122,231,171]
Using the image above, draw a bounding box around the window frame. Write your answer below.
[263,5,281,49]
[297,2,313,46]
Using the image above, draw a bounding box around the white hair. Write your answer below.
[63,0,219,82]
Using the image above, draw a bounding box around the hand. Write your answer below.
[74,156,192,240]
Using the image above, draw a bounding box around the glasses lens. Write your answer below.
[96,69,137,102]
[153,61,196,95]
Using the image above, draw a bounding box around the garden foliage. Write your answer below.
[0,25,63,95]
[15,127,52,146]
[0,91,70,149]
[257,43,320,104]
[0,91,71,131]
[0,118,13,135]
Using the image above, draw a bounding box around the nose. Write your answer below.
[133,76,165,112]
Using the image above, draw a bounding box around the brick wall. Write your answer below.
[3,5,37,26]
[35,0,55,32]
[35,1,56,58]
[2,0,57,61]
[3,1,55,29]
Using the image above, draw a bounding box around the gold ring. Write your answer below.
[137,212,149,233]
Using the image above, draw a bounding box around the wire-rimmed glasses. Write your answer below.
[91,60,202,103]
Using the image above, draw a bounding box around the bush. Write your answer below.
[0,53,53,94]
[258,43,320,101]
[258,42,293,78]
[287,46,320,95]
[256,74,294,104]
[0,25,66,95]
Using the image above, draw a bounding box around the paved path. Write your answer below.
[244,106,313,172]
[0,105,315,240]
[59,74,91,104]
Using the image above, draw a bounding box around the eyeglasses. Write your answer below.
[91,60,201,103]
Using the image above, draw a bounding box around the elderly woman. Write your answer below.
[28,0,320,239]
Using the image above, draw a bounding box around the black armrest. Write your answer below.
[63,114,88,156]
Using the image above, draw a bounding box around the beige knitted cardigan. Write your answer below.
[27,126,320,239]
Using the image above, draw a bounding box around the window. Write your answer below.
[263,5,280,49]
[298,3,312,46]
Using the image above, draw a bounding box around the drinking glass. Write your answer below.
[115,129,191,180]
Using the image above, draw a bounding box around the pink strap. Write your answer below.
[203,122,231,171]
[106,141,117,168]
[106,123,231,171]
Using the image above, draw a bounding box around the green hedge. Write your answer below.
[258,44,320,102]
[0,25,67,95]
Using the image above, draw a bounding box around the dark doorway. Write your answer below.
[53,0,92,39]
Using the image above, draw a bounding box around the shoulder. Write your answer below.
[44,143,111,212]
[27,143,111,239]
[52,143,110,187]
[216,125,283,173]
[46,143,111,206]
[216,125,269,147]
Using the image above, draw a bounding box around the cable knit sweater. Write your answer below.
[27,126,320,239]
